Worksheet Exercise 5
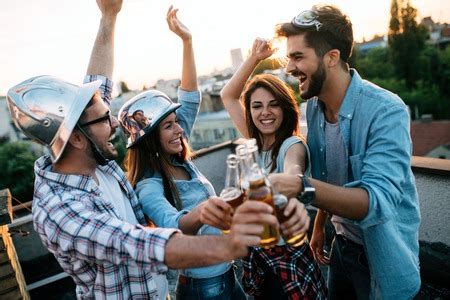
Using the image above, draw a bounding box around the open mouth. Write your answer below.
[107,133,117,149]
[169,137,181,145]
[260,119,275,125]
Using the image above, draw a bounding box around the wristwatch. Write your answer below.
[296,174,315,206]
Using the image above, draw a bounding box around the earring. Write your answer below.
[156,152,159,158]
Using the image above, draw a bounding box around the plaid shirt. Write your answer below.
[32,75,179,299]
[242,243,327,300]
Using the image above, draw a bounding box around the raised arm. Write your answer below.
[167,6,197,91]
[86,0,123,78]
[220,38,276,137]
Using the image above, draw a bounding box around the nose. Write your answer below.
[174,122,184,134]
[111,115,120,129]
[286,58,295,74]
[261,105,271,116]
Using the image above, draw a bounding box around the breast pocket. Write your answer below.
[349,153,363,181]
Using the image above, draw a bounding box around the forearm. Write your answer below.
[178,206,204,235]
[313,209,328,231]
[164,234,232,269]
[220,55,260,102]
[86,15,117,78]
[311,179,369,220]
[179,39,198,91]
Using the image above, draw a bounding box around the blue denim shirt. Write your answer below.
[135,88,230,279]
[306,69,420,299]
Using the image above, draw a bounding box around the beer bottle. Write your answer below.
[273,193,307,247]
[245,141,280,248]
[220,154,244,233]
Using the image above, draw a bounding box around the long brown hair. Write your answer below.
[124,122,192,209]
[242,74,300,172]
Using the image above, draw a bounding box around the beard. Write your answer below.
[299,60,327,100]
[86,127,119,163]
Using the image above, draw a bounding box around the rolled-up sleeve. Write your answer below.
[177,88,201,139]
[136,177,189,229]
[84,74,114,106]
[346,103,412,229]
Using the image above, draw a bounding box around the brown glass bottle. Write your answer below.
[247,176,280,248]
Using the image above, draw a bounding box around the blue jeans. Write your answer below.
[176,267,247,300]
[328,235,371,300]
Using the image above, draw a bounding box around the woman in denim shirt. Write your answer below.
[220,38,327,299]
[118,7,246,300]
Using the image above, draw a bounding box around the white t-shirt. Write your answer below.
[95,168,169,300]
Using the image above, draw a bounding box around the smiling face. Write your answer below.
[158,112,184,155]
[249,87,284,142]
[286,34,327,100]
[80,93,120,160]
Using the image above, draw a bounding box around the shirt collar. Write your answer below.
[34,155,115,192]
[338,69,363,120]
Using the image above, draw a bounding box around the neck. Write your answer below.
[261,134,275,151]
[52,151,98,178]
[319,67,352,123]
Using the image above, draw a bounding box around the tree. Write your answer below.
[388,0,427,89]
[0,142,39,204]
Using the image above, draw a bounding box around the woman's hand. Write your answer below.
[199,197,233,230]
[166,5,192,42]
[310,226,330,265]
[250,38,276,61]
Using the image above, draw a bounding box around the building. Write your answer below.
[230,48,244,71]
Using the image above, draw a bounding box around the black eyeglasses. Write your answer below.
[292,10,322,31]
[78,111,113,127]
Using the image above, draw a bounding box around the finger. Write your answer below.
[234,212,279,228]
[235,200,273,214]
[210,198,233,211]
[231,223,265,236]
[232,235,261,248]
[166,5,173,18]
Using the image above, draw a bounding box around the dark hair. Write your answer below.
[276,5,353,68]
[124,121,193,210]
[242,74,300,172]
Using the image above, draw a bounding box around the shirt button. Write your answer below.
[320,148,323,152]
[322,172,325,175]
[347,114,351,118]
[320,124,323,128]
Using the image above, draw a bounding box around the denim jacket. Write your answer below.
[306,69,420,299]
[135,88,230,279]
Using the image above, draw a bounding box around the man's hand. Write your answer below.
[269,173,302,199]
[96,0,123,17]
[199,197,233,230]
[310,226,330,265]
[225,201,279,259]
[279,198,310,239]
[166,6,192,42]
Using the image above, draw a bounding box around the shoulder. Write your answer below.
[359,79,407,110]
[135,176,164,197]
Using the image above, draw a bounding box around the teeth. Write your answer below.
[260,120,274,124]
[108,133,116,141]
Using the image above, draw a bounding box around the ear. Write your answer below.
[68,129,87,150]
[325,49,341,68]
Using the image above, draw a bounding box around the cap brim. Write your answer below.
[51,79,102,162]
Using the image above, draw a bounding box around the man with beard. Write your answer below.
[269,5,421,299]
[6,0,280,299]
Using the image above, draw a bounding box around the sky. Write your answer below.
[1,0,449,95]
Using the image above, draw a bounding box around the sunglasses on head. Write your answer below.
[78,111,113,127]
[292,10,322,31]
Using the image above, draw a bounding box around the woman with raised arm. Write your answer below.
[220,38,327,299]
[118,7,246,300]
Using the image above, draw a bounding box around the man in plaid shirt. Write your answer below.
[7,1,280,299]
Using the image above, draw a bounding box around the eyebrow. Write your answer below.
[287,51,305,58]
